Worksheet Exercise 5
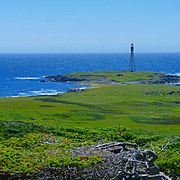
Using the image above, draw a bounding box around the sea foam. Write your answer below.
[15,77,41,80]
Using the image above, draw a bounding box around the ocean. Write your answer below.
[0,53,180,97]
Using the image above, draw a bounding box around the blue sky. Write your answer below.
[0,0,180,53]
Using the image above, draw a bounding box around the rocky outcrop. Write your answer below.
[40,74,107,83]
[40,75,85,82]
[159,74,180,84]
[125,74,180,85]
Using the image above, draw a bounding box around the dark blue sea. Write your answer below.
[0,53,180,97]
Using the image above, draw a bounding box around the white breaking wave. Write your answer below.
[167,73,180,76]
[18,89,64,97]
[174,73,180,76]
[15,77,41,80]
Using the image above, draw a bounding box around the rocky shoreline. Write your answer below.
[41,75,85,83]
[40,73,180,86]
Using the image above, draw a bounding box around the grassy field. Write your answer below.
[0,82,180,177]
[0,84,179,134]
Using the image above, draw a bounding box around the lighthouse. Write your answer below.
[129,43,136,72]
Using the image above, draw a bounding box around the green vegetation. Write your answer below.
[69,71,163,83]
[0,132,103,174]
[0,84,179,132]
[0,80,179,177]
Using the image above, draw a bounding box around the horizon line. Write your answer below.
[0,52,180,54]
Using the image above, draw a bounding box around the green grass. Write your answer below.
[0,84,179,134]
[69,71,163,83]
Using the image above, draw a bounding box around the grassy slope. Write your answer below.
[0,84,179,135]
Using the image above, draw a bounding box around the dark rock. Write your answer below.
[117,73,124,76]
[41,75,85,82]
[159,74,180,84]
[167,91,174,95]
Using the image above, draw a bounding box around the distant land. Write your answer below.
[41,71,180,85]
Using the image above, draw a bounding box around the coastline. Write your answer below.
[1,71,180,98]
[0,85,92,98]
[1,53,180,98]
[41,71,180,86]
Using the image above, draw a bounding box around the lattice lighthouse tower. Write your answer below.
[129,43,136,72]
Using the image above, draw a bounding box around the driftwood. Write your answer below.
[51,142,170,179]
[1,142,173,180]
[93,142,171,180]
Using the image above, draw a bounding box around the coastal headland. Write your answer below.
[0,71,179,179]
[41,71,180,85]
